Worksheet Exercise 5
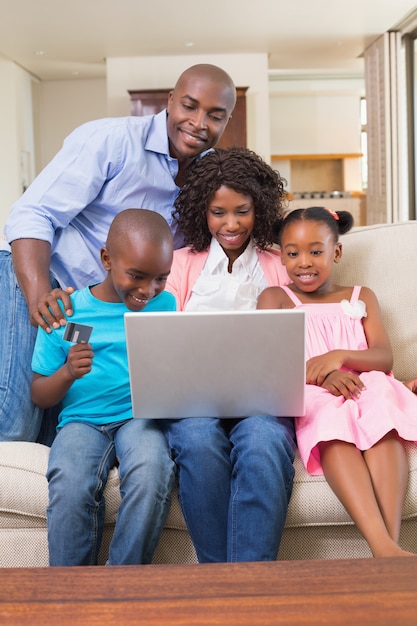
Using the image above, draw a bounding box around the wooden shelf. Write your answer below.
[271,153,363,160]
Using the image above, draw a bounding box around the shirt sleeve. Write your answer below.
[31,325,69,377]
[5,119,125,244]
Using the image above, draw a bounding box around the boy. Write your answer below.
[31,209,176,566]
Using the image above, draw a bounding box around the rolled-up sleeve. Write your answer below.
[5,119,123,244]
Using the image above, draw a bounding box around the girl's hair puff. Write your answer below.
[173,146,287,252]
[273,206,354,247]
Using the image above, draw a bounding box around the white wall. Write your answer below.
[106,53,271,160]
[39,78,107,168]
[269,73,365,190]
[269,74,365,155]
[0,58,38,233]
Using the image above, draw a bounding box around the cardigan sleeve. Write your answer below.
[166,248,209,311]
[258,248,291,287]
[165,249,185,308]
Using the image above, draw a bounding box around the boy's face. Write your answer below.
[101,237,173,311]
[166,75,235,163]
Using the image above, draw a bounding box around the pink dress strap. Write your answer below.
[280,285,303,307]
[350,285,362,304]
[280,284,362,308]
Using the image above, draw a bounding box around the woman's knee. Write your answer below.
[166,418,228,455]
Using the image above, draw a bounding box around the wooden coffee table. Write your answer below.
[0,557,416,625]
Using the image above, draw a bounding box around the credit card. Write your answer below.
[63,322,93,344]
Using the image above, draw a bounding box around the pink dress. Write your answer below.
[280,285,417,476]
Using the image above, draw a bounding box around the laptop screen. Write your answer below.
[125,309,305,419]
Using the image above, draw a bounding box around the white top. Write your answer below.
[185,237,268,312]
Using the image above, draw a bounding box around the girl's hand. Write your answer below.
[65,343,93,380]
[306,350,345,386]
[321,370,366,400]
[30,287,75,331]
[404,378,417,394]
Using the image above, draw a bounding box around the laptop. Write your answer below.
[124,309,305,419]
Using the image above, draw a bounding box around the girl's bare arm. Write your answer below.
[307,287,393,386]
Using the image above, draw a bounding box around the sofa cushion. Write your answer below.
[2,440,417,535]
[0,441,185,531]
[0,442,49,526]
[286,442,417,528]
[333,221,417,381]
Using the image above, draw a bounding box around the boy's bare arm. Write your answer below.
[31,343,93,408]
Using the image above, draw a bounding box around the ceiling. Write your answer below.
[1,0,417,81]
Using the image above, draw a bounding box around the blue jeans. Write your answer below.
[47,419,176,566]
[0,251,43,441]
[0,251,59,444]
[162,415,295,562]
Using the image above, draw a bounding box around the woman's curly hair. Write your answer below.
[173,146,287,252]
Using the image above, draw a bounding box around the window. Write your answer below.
[360,97,368,190]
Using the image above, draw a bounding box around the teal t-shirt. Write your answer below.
[31,287,176,429]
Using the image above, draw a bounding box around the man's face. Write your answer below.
[166,74,235,163]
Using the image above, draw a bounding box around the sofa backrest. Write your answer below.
[332,221,417,381]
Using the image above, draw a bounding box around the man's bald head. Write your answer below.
[167,64,237,165]
[173,64,236,114]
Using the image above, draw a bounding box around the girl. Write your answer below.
[163,146,295,563]
[257,206,417,558]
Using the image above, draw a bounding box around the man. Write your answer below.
[0,63,236,443]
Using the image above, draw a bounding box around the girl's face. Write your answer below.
[280,219,341,294]
[206,185,255,261]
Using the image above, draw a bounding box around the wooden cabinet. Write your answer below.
[128,90,171,117]
[128,87,248,149]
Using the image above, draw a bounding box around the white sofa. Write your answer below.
[0,221,416,567]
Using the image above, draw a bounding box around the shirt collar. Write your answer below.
[144,109,213,162]
[206,237,258,274]
[144,109,170,157]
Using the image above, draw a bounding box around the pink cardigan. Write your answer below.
[166,246,290,311]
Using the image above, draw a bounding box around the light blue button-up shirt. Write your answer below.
[4,110,190,289]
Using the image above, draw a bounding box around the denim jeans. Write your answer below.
[162,415,295,562]
[47,419,176,566]
[0,251,44,441]
[0,250,61,444]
